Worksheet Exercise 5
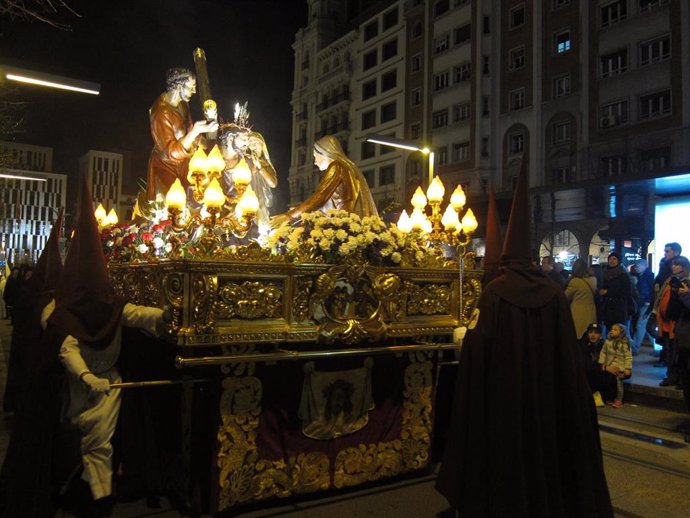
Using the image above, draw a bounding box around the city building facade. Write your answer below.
[0,141,67,265]
[289,0,690,266]
[79,149,125,220]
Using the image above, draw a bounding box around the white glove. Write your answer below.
[81,373,110,393]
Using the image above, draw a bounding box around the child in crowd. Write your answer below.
[598,323,633,408]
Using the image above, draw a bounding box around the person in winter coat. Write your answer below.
[565,259,598,339]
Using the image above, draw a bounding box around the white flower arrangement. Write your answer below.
[263,209,428,266]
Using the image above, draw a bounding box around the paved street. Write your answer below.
[2,319,689,518]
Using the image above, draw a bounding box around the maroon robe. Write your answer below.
[435,264,613,517]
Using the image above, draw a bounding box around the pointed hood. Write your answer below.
[482,184,502,285]
[33,208,64,292]
[492,157,557,308]
[48,177,125,348]
[501,157,531,263]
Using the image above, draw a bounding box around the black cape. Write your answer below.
[435,266,613,517]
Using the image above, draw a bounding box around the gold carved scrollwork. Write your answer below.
[310,265,389,345]
[111,267,160,306]
[333,352,433,488]
[215,281,283,320]
[217,371,330,510]
[461,277,482,327]
[292,277,313,323]
[192,272,217,333]
[403,282,451,316]
[163,272,185,332]
[216,350,434,510]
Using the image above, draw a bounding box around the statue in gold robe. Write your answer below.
[272,135,378,227]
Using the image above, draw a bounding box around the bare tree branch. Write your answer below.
[0,0,79,30]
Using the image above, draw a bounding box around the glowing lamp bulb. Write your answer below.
[94,203,106,222]
[441,205,460,230]
[422,218,433,234]
[461,208,478,234]
[165,179,187,210]
[203,178,226,209]
[450,185,466,211]
[397,210,412,233]
[410,208,427,230]
[411,187,427,210]
[188,146,208,173]
[426,176,445,203]
[236,185,260,218]
[206,144,225,174]
[232,156,252,186]
[106,208,119,226]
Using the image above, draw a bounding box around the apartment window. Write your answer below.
[639,35,670,66]
[361,141,376,159]
[509,47,525,70]
[482,96,490,116]
[362,109,376,129]
[382,38,397,60]
[362,169,375,186]
[433,70,450,91]
[600,49,628,78]
[434,33,450,54]
[454,62,471,82]
[381,70,396,91]
[410,88,422,107]
[551,167,574,184]
[601,0,627,28]
[381,101,397,123]
[411,21,423,39]
[510,88,526,111]
[380,137,395,154]
[411,53,422,73]
[552,121,571,144]
[382,8,398,30]
[599,100,629,127]
[481,137,489,157]
[410,122,422,140]
[363,50,377,70]
[554,75,571,98]
[509,133,524,154]
[364,20,378,41]
[555,30,571,53]
[482,55,490,75]
[379,165,396,185]
[483,15,491,34]
[640,147,670,172]
[510,4,526,29]
[639,0,668,12]
[452,102,471,122]
[600,155,626,176]
[452,142,470,163]
[437,145,449,165]
[362,79,377,100]
[639,90,671,119]
[432,108,449,129]
[434,0,450,18]
[454,24,471,46]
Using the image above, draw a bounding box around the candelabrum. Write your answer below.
[165,148,259,254]
[397,177,478,251]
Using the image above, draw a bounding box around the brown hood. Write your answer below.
[34,208,64,292]
[483,184,502,285]
[492,157,558,308]
[48,177,125,349]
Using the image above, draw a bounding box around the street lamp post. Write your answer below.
[365,133,434,187]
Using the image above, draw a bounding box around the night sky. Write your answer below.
[0,0,308,209]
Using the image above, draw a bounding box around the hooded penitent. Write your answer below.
[33,208,64,295]
[48,177,125,349]
[435,156,613,517]
[482,184,502,285]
